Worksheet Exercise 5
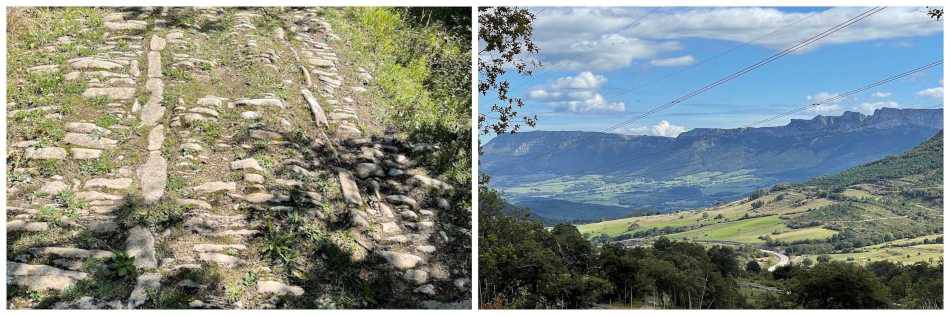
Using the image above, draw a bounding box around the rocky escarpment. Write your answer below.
[7,7,469,309]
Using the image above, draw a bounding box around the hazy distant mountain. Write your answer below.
[482,108,943,222]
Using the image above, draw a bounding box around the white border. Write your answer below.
[1,0,947,314]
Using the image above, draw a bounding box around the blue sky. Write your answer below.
[478,7,944,140]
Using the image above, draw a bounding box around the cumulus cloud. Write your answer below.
[855,100,900,114]
[624,120,688,137]
[527,72,626,113]
[650,55,696,67]
[917,87,943,99]
[527,7,941,71]
[872,91,891,98]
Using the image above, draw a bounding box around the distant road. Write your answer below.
[760,249,789,272]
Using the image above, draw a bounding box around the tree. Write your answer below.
[789,261,890,308]
[817,254,832,264]
[746,260,762,273]
[478,7,540,136]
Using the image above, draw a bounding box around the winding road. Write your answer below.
[760,249,790,272]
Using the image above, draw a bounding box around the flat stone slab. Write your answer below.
[244,192,275,203]
[234,98,285,109]
[147,125,164,151]
[126,226,157,269]
[25,147,67,160]
[69,57,122,70]
[149,34,166,51]
[256,280,304,297]
[386,194,419,210]
[379,251,423,270]
[76,190,123,201]
[193,244,247,253]
[177,198,212,210]
[147,51,162,78]
[64,132,117,149]
[193,181,237,194]
[128,272,160,309]
[65,122,111,135]
[230,158,263,172]
[338,171,362,205]
[39,181,69,195]
[139,152,167,204]
[105,20,147,32]
[7,262,88,291]
[82,87,136,100]
[31,247,112,259]
[8,220,50,232]
[301,89,328,126]
[198,252,242,267]
[84,178,133,190]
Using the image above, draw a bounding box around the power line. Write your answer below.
[602,6,887,133]
[747,59,944,127]
[603,10,821,98]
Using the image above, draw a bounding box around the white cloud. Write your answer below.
[855,100,900,114]
[550,71,607,89]
[527,7,941,71]
[805,92,844,115]
[527,72,625,113]
[872,91,891,98]
[623,120,688,137]
[917,87,943,99]
[650,55,696,67]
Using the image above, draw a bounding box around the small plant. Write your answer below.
[95,114,120,128]
[193,121,222,145]
[242,271,258,287]
[54,190,89,212]
[261,222,300,265]
[79,153,114,176]
[167,176,187,195]
[88,95,111,108]
[110,251,137,279]
[224,282,243,303]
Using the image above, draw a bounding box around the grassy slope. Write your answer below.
[579,132,943,265]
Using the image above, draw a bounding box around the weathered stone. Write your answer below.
[198,252,242,267]
[244,173,265,184]
[355,163,383,178]
[69,57,122,70]
[234,98,285,108]
[8,220,50,232]
[149,34,166,51]
[230,158,263,172]
[84,178,133,190]
[128,272,160,308]
[147,125,164,151]
[126,226,157,269]
[39,181,69,195]
[140,79,165,126]
[65,122,112,135]
[386,195,419,209]
[197,95,225,107]
[147,51,162,78]
[188,106,220,118]
[412,174,454,193]
[26,147,67,160]
[177,198,212,210]
[244,192,275,203]
[404,269,428,285]
[330,111,358,121]
[64,132,117,149]
[194,181,237,194]
[139,152,167,204]
[76,191,123,201]
[249,129,282,140]
[414,284,436,295]
[256,280,304,297]
[193,244,246,253]
[417,245,437,254]
[28,64,60,74]
[381,222,402,234]
[105,20,147,32]
[338,171,362,205]
[379,251,422,270]
[31,247,112,259]
[301,89,328,126]
[428,263,451,280]
[335,124,362,139]
[241,111,261,119]
[7,262,88,291]
[82,87,136,100]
